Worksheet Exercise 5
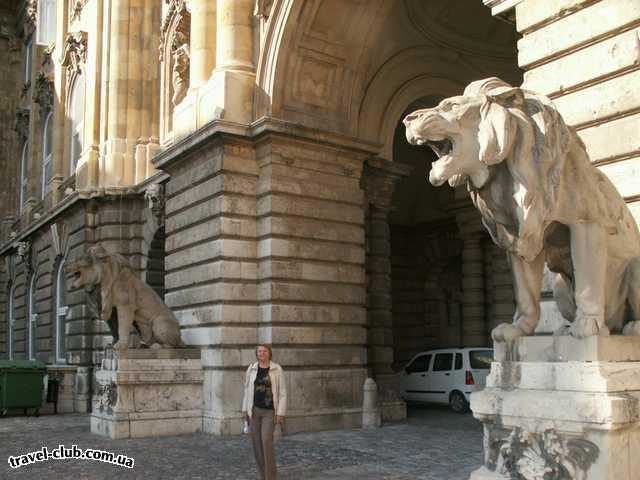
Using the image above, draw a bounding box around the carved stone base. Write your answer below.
[90,348,203,439]
[470,336,640,480]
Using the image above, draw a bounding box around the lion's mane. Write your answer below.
[466,78,621,262]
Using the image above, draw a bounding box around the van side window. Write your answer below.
[455,353,463,370]
[433,353,453,371]
[406,354,431,373]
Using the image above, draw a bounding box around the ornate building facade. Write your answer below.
[0,0,637,434]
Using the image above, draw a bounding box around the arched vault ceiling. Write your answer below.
[257,0,519,150]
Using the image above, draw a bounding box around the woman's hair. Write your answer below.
[255,344,273,360]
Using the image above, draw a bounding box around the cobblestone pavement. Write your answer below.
[1,405,483,480]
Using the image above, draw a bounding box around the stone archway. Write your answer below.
[250,0,522,424]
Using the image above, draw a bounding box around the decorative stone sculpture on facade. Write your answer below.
[60,31,88,82]
[171,40,189,106]
[492,427,599,480]
[404,77,640,342]
[66,245,184,350]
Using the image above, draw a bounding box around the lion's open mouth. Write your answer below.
[426,139,453,158]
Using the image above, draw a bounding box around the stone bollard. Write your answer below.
[362,378,381,428]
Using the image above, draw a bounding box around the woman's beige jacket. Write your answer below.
[242,361,287,419]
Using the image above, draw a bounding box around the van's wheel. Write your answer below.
[449,391,469,413]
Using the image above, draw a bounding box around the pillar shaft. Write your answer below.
[461,235,486,346]
[216,0,254,71]
[190,0,216,88]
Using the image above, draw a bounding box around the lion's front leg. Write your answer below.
[568,223,609,338]
[113,305,134,351]
[492,251,545,342]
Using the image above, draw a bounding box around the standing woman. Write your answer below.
[242,344,287,480]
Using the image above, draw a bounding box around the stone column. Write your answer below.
[208,0,255,124]
[362,158,409,377]
[362,158,410,422]
[104,0,131,186]
[457,210,487,347]
[189,0,216,89]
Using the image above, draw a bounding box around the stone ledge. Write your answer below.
[494,335,640,362]
[472,388,640,427]
[110,348,201,360]
[488,361,640,392]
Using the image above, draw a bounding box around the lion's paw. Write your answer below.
[491,324,526,343]
[569,316,609,338]
[622,321,640,336]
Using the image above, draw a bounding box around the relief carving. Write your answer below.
[491,427,599,480]
[60,31,88,81]
[16,241,32,274]
[144,183,165,224]
[160,1,191,107]
[70,0,88,22]
[171,40,189,105]
[23,0,37,37]
[14,108,30,140]
[33,72,54,112]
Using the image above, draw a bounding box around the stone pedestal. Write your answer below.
[91,348,203,439]
[470,336,640,479]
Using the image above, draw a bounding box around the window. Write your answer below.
[454,352,463,370]
[36,0,57,45]
[470,350,494,370]
[42,111,53,198]
[20,142,29,211]
[406,354,431,374]
[24,40,33,83]
[69,77,85,174]
[28,274,37,360]
[433,353,453,372]
[7,285,16,360]
[55,259,68,363]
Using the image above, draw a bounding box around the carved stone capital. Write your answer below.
[16,241,32,273]
[14,108,30,140]
[144,184,165,224]
[361,157,412,212]
[60,31,88,79]
[33,72,54,112]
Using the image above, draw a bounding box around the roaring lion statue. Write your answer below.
[404,77,640,342]
[67,245,184,350]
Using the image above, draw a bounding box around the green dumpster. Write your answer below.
[0,360,47,416]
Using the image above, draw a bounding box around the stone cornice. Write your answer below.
[153,116,383,171]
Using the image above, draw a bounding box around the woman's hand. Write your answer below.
[276,415,284,426]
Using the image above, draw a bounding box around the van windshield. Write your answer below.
[470,350,493,369]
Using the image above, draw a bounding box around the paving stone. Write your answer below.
[0,406,482,479]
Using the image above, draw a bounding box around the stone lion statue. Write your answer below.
[67,245,184,350]
[404,77,640,342]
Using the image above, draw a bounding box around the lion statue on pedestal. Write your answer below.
[404,77,640,342]
[67,245,184,350]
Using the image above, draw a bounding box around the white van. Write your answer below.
[399,347,493,413]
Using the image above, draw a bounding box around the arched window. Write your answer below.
[69,77,85,174]
[55,258,68,363]
[42,111,53,199]
[28,273,37,360]
[36,0,57,46]
[7,284,16,360]
[20,141,29,211]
